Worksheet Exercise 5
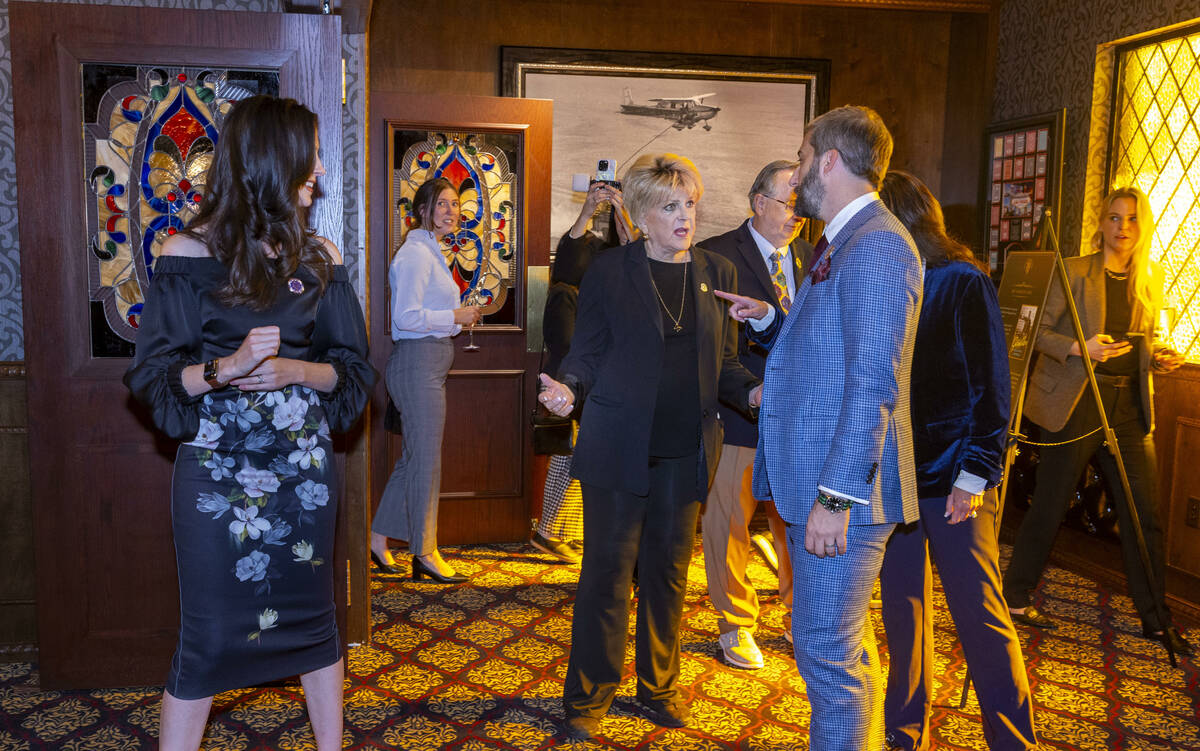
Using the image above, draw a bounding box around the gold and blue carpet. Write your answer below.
[0,540,1196,749]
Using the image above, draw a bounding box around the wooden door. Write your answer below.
[10,2,342,689]
[367,92,552,546]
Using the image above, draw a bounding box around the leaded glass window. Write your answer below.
[392,130,520,326]
[1110,25,1200,360]
[83,65,279,357]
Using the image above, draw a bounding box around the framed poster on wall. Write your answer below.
[501,46,830,249]
[980,110,1065,275]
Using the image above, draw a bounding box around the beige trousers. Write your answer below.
[701,444,792,634]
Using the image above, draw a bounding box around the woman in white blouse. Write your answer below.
[370,178,480,582]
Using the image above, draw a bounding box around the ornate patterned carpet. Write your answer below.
[0,540,1197,750]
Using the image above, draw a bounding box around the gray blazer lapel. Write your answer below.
[1082,252,1106,336]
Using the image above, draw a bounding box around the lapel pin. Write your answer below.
[287,278,305,295]
[700,283,709,293]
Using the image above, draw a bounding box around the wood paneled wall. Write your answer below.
[368,0,995,246]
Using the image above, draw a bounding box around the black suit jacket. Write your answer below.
[558,240,759,497]
[698,219,813,448]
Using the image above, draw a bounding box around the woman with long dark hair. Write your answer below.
[369,177,481,582]
[125,95,374,750]
[876,170,1036,750]
[1003,186,1190,656]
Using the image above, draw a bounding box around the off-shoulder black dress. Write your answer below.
[124,256,374,700]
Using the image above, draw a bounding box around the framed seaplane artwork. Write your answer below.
[501,47,829,248]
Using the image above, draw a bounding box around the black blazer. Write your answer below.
[557,240,759,497]
[698,219,812,448]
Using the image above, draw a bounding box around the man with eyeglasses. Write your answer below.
[697,160,811,670]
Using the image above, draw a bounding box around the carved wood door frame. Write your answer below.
[366,92,552,553]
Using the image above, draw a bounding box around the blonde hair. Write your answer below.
[622,153,704,229]
[1091,186,1156,326]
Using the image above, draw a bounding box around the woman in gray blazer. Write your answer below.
[1002,186,1190,656]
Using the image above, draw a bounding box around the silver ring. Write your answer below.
[258,374,264,384]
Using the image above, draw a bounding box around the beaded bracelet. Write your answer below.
[816,491,854,513]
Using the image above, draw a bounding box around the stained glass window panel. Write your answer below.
[391,130,521,327]
[83,64,279,357]
[1112,25,1200,361]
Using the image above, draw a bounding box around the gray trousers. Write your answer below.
[372,336,454,555]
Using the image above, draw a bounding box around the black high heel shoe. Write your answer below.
[412,556,467,583]
[370,550,400,575]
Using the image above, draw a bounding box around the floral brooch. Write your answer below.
[287,278,305,295]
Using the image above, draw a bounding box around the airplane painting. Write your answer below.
[619,88,721,131]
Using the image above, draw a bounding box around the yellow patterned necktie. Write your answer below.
[769,250,791,314]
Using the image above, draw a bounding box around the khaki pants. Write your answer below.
[701,444,792,634]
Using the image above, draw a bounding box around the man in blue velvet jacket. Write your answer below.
[719,105,923,751]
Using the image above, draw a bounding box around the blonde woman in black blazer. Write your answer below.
[539,153,760,740]
[1002,186,1190,656]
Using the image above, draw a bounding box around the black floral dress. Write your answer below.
[124,256,374,699]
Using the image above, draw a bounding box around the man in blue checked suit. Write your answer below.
[718,105,923,751]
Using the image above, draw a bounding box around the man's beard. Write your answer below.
[793,161,824,220]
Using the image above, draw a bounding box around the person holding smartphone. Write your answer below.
[1002,186,1190,656]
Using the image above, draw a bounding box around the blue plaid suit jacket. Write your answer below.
[751,198,922,527]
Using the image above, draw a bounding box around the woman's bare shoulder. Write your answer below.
[317,236,343,265]
[160,233,210,257]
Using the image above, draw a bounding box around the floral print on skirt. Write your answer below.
[166,385,340,700]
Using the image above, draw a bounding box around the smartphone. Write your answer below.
[595,159,617,182]
[592,159,621,190]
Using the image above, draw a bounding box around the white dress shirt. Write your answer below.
[388,229,462,340]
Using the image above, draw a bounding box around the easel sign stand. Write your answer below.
[955,209,1176,710]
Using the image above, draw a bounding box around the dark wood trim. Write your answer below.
[500,46,831,122]
[285,0,373,33]
[0,364,33,655]
[728,0,991,11]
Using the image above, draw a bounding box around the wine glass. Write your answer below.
[462,287,483,352]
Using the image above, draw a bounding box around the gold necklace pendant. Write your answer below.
[648,261,688,332]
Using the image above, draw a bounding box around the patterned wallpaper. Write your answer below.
[0,0,368,360]
[342,31,366,304]
[992,0,1200,257]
